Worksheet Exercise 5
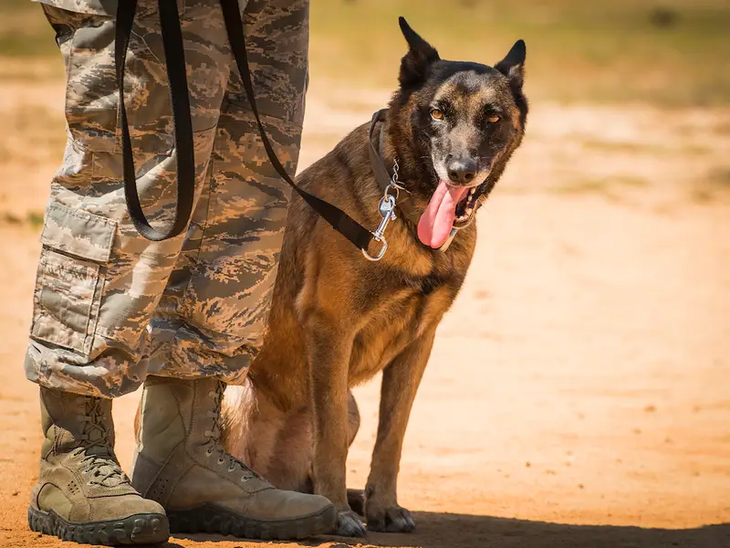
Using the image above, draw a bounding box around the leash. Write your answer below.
[116,0,194,242]
[115,0,373,252]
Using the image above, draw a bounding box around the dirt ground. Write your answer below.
[0,79,729,548]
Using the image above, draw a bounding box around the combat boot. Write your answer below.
[131,376,336,540]
[28,387,169,545]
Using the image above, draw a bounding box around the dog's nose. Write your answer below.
[447,157,477,184]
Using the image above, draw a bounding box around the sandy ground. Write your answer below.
[0,79,729,548]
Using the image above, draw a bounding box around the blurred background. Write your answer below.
[0,1,728,547]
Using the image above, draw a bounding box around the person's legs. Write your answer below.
[26,1,231,398]
[147,0,309,382]
[131,0,337,539]
[26,2,231,543]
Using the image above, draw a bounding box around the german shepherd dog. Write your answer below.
[224,17,528,537]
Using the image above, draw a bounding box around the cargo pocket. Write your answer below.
[63,14,120,152]
[61,10,177,154]
[31,203,116,356]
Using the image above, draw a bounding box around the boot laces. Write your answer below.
[76,397,129,488]
[204,381,261,481]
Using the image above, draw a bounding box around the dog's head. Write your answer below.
[389,17,528,249]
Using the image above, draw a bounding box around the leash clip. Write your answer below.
[362,158,405,262]
[362,194,396,262]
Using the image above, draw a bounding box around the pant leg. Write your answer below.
[25,1,231,398]
[148,0,309,384]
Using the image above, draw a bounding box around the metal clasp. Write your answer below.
[362,195,396,261]
[362,239,388,261]
[374,195,396,239]
[362,159,406,262]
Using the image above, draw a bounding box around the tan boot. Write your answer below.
[28,387,169,545]
[131,376,336,540]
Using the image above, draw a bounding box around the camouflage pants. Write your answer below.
[25,0,308,398]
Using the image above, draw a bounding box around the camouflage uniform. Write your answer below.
[26,0,308,398]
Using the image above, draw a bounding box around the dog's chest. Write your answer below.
[346,265,461,385]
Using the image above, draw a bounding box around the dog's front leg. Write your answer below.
[365,326,437,533]
[306,311,365,537]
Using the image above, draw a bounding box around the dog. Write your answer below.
[223,17,528,537]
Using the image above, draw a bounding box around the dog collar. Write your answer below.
[367,109,460,253]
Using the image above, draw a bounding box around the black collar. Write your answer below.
[367,109,422,226]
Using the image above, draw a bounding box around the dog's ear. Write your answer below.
[398,16,440,88]
[495,39,526,91]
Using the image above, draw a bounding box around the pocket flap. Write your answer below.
[41,202,116,263]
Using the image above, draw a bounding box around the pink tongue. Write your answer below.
[418,181,470,248]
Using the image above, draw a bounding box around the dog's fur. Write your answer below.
[223,18,528,537]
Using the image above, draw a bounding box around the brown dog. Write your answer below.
[223,17,528,537]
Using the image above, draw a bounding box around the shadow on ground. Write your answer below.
[171,512,730,548]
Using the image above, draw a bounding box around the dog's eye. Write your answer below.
[487,115,501,124]
[430,108,444,121]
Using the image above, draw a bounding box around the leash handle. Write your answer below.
[219,0,373,251]
[116,0,196,241]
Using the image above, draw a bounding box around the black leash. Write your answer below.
[116,0,195,241]
[219,0,373,250]
[115,0,373,250]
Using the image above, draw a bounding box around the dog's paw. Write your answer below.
[335,510,367,537]
[367,505,415,533]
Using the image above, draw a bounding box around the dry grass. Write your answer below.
[1,0,730,106]
[1,211,44,229]
[0,104,66,164]
[308,0,730,106]
[547,175,650,197]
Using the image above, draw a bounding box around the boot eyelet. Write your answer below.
[227,465,235,472]
[205,448,214,457]
[217,458,225,465]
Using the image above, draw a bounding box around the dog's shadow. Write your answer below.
[320,513,727,548]
[169,512,729,548]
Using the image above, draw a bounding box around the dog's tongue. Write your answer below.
[418,180,469,248]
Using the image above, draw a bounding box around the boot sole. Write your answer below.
[167,502,337,540]
[28,506,169,545]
